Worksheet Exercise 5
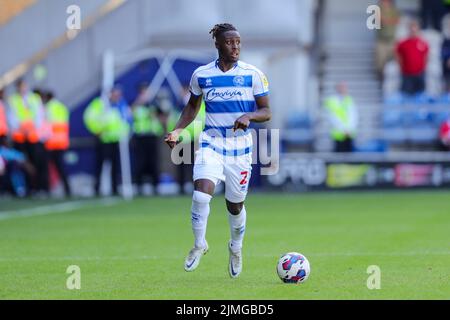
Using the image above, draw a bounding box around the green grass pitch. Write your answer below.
[0,191,449,299]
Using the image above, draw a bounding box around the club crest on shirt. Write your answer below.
[233,75,245,87]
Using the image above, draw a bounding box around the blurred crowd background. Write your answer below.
[1,0,450,199]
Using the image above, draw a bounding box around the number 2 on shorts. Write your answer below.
[240,171,249,185]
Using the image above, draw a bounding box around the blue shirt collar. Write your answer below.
[215,59,239,70]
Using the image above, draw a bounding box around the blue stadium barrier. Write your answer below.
[281,111,314,147]
[354,140,387,153]
[432,111,450,125]
[406,126,438,144]
[381,110,403,128]
[381,127,407,145]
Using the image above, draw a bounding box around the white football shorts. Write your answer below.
[193,145,252,203]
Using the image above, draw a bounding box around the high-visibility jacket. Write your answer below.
[132,105,164,137]
[324,95,358,142]
[8,93,45,143]
[45,99,70,150]
[167,102,206,144]
[83,97,129,143]
[0,100,8,137]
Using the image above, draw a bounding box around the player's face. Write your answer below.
[217,31,241,63]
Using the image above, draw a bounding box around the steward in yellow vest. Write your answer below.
[8,80,50,196]
[166,98,205,194]
[166,101,205,145]
[83,87,130,196]
[83,97,129,144]
[131,85,165,194]
[43,91,71,197]
[45,94,69,151]
[8,86,46,144]
[324,82,358,152]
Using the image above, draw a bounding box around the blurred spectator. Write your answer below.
[131,83,164,195]
[83,86,131,196]
[0,141,29,197]
[439,117,450,150]
[395,19,429,96]
[0,153,5,195]
[420,0,446,31]
[43,90,71,197]
[8,79,49,196]
[324,82,358,152]
[170,86,206,194]
[0,122,9,195]
[0,88,8,146]
[441,14,450,93]
[375,0,400,79]
[156,87,196,193]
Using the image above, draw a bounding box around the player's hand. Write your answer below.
[233,114,251,131]
[164,129,182,149]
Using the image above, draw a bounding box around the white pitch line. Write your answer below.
[0,251,448,262]
[0,198,122,221]
[0,255,162,262]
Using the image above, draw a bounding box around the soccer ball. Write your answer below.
[276,252,310,284]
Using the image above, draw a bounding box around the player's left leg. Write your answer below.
[224,155,251,278]
[225,199,246,278]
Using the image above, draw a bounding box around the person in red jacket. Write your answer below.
[439,118,450,151]
[395,19,429,95]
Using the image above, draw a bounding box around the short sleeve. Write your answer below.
[253,69,269,97]
[189,71,202,96]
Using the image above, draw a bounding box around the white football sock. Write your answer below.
[228,206,247,253]
[191,191,212,248]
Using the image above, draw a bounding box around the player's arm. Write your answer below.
[234,95,271,131]
[164,93,203,149]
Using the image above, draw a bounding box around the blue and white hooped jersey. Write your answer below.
[189,59,269,156]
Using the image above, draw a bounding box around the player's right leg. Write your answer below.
[185,146,224,272]
[223,153,252,278]
[184,179,215,272]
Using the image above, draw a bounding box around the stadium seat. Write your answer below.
[285,111,312,129]
[281,111,314,148]
[402,110,432,127]
[406,126,438,144]
[382,110,403,128]
[354,140,387,153]
[438,94,450,104]
[381,127,407,145]
[282,129,314,144]
[432,111,450,125]
[383,92,405,106]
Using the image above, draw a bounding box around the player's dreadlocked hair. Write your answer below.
[209,23,237,39]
